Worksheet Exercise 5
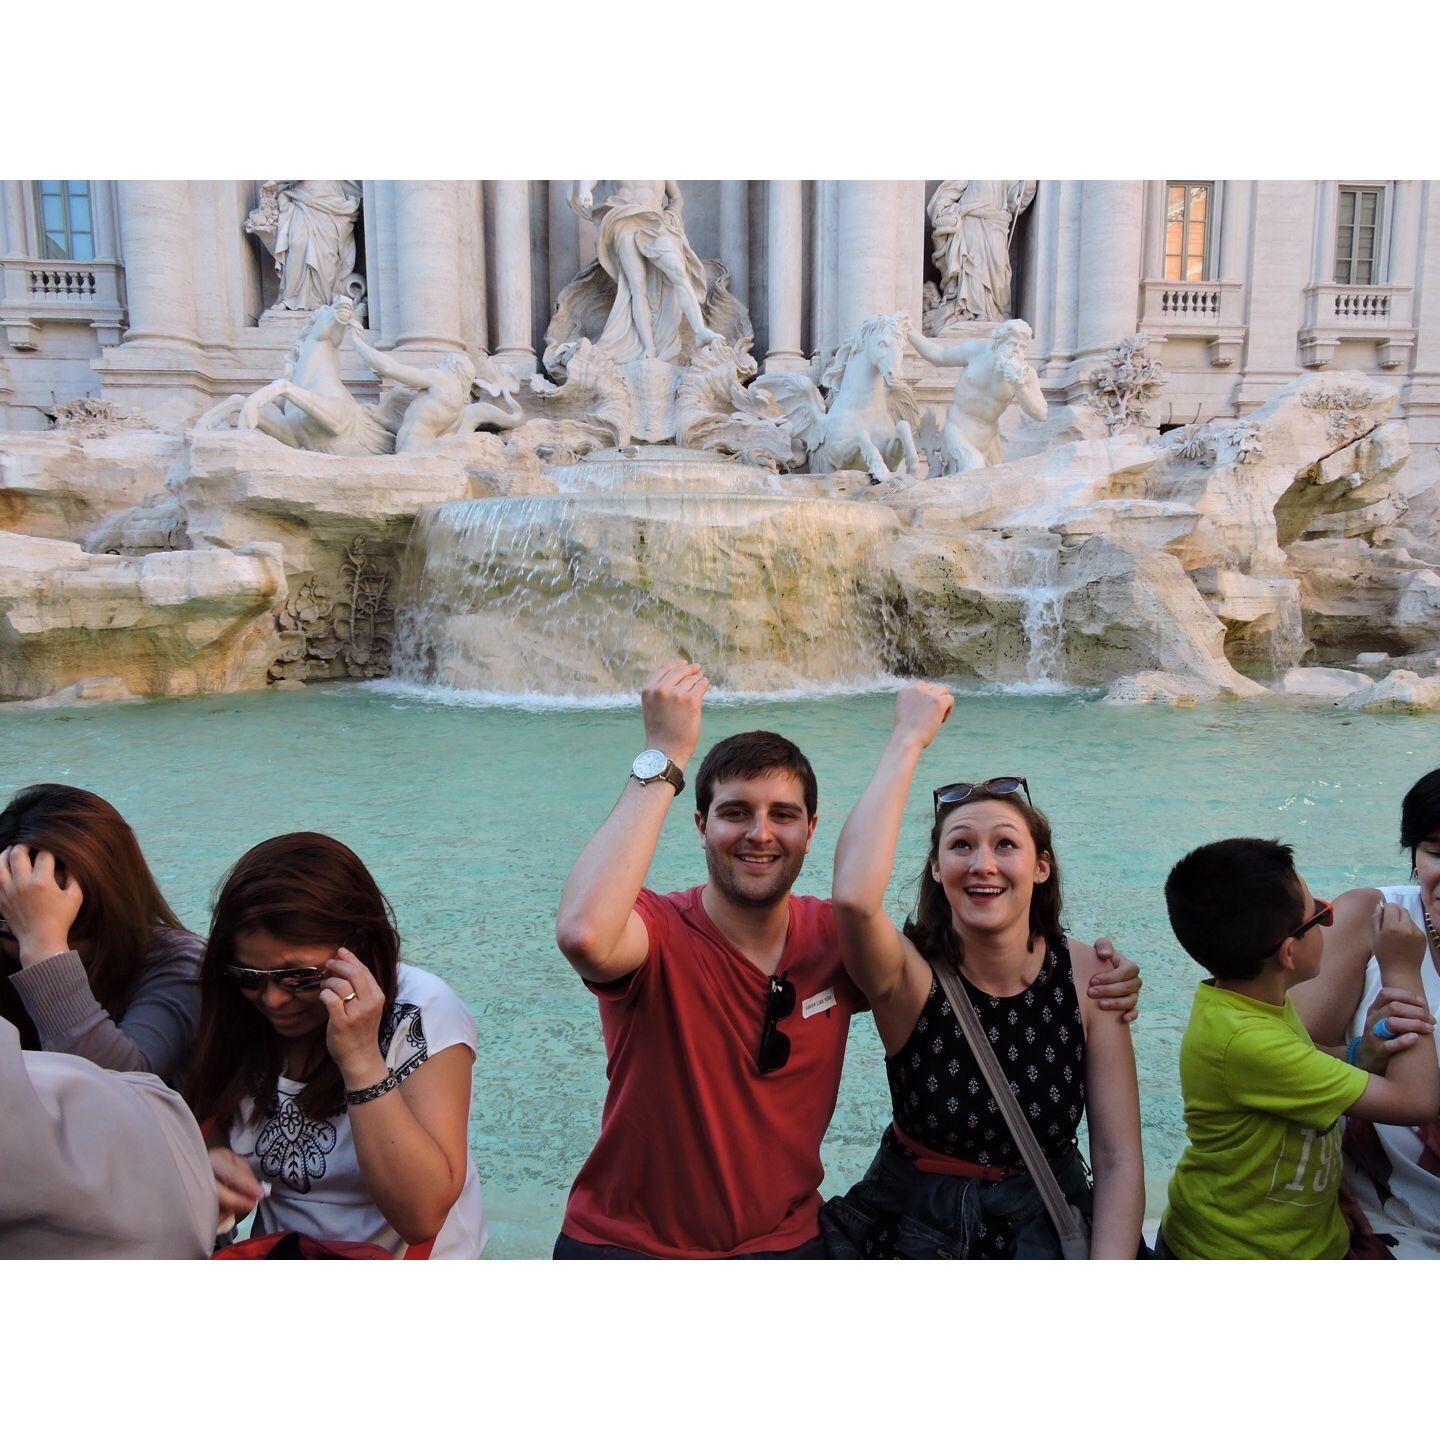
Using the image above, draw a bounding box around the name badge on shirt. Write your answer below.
[802,986,837,1019]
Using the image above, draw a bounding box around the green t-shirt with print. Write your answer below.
[1162,980,1369,1259]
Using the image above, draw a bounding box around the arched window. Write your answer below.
[34,181,95,261]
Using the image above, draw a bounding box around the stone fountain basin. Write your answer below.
[389,489,902,695]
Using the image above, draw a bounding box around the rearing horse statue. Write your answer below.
[196,295,394,456]
[753,311,920,481]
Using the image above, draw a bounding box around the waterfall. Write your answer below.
[979,534,1069,692]
[390,491,902,697]
[1017,544,1065,689]
[1267,579,1307,675]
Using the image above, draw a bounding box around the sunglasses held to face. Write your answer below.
[224,964,331,993]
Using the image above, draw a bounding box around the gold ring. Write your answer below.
[342,992,358,1003]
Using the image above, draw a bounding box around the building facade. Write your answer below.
[2,179,1437,478]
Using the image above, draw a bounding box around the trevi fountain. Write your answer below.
[2,178,1437,1251]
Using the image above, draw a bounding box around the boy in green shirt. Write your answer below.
[1160,837,1439,1259]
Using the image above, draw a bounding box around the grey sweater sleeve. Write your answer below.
[7,928,203,1087]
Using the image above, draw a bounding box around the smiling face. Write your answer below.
[1415,830,1440,933]
[696,771,817,910]
[232,928,335,1040]
[931,798,1051,939]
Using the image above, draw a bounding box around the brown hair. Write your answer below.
[695,731,818,818]
[185,832,400,1133]
[0,784,188,1022]
[902,792,1066,970]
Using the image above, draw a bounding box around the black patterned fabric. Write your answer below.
[885,938,1086,1169]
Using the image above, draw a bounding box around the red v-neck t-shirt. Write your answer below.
[561,886,864,1258]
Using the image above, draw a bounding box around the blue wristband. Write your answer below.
[1346,1035,1363,1065]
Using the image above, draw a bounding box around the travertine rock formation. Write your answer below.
[0,430,184,543]
[0,532,284,701]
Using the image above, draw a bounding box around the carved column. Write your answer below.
[894,180,926,326]
[764,180,805,373]
[2,182,27,257]
[1072,180,1144,366]
[394,180,463,352]
[719,180,749,307]
[114,181,200,348]
[492,180,535,374]
[836,181,897,339]
[91,181,118,262]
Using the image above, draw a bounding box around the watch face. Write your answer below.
[633,749,668,781]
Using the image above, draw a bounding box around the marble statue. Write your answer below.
[348,330,523,453]
[911,319,1047,474]
[198,295,393,455]
[755,312,920,481]
[246,181,364,313]
[924,181,1036,332]
[568,181,722,362]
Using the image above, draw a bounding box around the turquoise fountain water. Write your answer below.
[2,683,1434,1255]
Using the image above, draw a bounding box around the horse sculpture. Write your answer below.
[754,311,920,481]
[197,296,394,456]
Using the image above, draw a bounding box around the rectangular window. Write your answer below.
[1164,182,1213,282]
[1335,186,1385,286]
[33,180,95,262]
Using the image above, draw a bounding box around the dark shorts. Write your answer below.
[552,1231,829,1260]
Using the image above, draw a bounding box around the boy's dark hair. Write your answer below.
[694,731,818,818]
[1400,767,1440,871]
[1165,837,1306,980]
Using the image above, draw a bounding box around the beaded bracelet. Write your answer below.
[345,1069,399,1107]
[1346,1035,1363,1066]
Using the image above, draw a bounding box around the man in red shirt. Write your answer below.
[554,661,1141,1258]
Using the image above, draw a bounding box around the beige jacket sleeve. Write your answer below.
[0,1017,215,1259]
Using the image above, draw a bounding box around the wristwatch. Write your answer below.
[631,748,685,796]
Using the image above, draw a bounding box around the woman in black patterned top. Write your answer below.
[820,683,1145,1259]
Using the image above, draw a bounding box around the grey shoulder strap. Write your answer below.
[931,957,1089,1258]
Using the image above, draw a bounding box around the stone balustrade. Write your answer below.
[1139,278,1246,367]
[1,256,124,350]
[1299,282,1415,369]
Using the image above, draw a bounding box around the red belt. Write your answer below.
[890,1122,1022,1183]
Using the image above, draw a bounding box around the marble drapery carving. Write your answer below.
[567,181,721,363]
[246,181,364,313]
[924,181,1036,332]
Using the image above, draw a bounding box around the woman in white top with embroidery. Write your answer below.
[187,833,487,1258]
[1293,767,1440,1257]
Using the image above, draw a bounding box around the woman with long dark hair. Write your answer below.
[0,784,202,1087]
[1293,766,1440,1257]
[188,832,487,1258]
[820,683,1145,1258]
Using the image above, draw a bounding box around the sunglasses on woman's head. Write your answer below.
[933,776,1032,814]
[224,964,331,993]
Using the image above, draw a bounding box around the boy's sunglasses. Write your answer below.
[224,964,331,993]
[1262,899,1334,957]
[933,776,1032,814]
[757,972,795,1074]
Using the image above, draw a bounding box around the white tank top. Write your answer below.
[1346,885,1440,1248]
